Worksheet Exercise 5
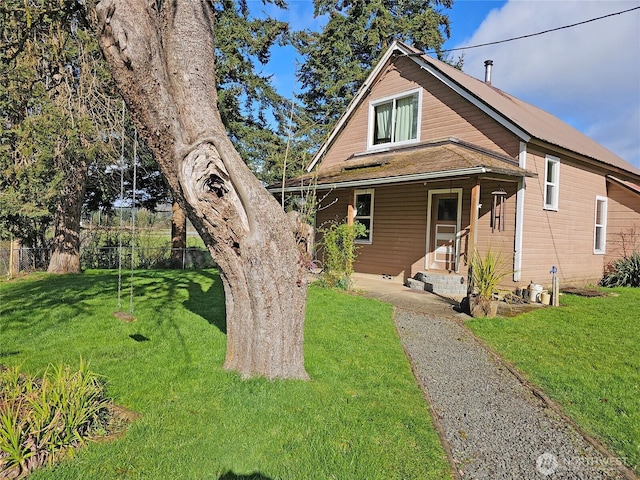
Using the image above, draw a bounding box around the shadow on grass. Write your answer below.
[0,272,120,331]
[184,269,226,333]
[0,351,20,357]
[0,269,227,335]
[218,473,272,480]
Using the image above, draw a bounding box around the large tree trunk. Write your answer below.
[48,164,87,274]
[92,0,309,379]
[170,201,187,269]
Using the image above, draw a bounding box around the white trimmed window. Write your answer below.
[354,189,374,243]
[544,155,560,210]
[594,196,607,254]
[369,89,420,149]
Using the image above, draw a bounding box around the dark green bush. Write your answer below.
[601,252,640,287]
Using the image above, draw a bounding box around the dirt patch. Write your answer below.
[94,404,142,443]
[560,287,609,297]
[114,311,136,322]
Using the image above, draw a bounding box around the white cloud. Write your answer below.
[454,0,640,169]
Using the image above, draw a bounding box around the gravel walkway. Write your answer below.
[394,308,628,480]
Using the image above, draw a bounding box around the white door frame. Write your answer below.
[425,188,463,272]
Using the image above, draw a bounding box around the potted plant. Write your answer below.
[468,248,512,318]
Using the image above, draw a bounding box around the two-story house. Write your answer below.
[276,41,640,295]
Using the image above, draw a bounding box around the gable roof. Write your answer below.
[308,41,640,179]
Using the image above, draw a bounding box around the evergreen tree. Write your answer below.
[1,0,291,270]
[0,1,121,272]
[213,0,292,181]
[295,0,453,149]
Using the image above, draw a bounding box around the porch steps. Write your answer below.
[406,272,468,298]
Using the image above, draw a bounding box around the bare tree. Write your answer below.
[91,0,309,379]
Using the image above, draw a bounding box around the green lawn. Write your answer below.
[0,270,451,479]
[467,288,640,474]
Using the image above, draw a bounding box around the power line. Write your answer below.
[432,5,640,54]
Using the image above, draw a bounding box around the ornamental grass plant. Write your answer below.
[318,222,367,290]
[468,247,512,317]
[601,252,640,287]
[0,361,111,478]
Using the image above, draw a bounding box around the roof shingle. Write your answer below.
[279,139,534,191]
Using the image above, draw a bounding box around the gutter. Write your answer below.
[607,175,640,195]
[273,167,492,193]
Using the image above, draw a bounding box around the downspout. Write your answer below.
[514,141,527,281]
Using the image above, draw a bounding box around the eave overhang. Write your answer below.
[271,167,534,194]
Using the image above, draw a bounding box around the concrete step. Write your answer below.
[413,272,468,297]
[406,278,426,290]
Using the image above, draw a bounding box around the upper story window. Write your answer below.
[544,155,560,210]
[594,196,607,254]
[369,89,421,149]
[354,189,374,244]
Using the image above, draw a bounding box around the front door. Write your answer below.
[427,190,462,271]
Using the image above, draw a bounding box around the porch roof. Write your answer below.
[276,138,535,192]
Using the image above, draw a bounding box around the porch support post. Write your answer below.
[469,181,481,255]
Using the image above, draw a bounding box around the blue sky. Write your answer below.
[256,0,640,170]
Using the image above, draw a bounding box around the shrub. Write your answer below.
[319,222,367,290]
[0,361,111,478]
[601,252,640,287]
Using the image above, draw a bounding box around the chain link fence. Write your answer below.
[0,246,215,277]
[0,247,51,276]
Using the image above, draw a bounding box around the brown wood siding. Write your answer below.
[315,189,351,230]
[315,183,429,280]
[519,149,608,287]
[319,57,521,172]
[355,183,428,279]
[473,180,518,283]
[605,181,640,264]
[315,180,519,281]
[416,65,520,158]
[319,104,370,171]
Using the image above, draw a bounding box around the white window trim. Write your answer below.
[354,189,374,244]
[594,195,607,254]
[367,88,422,151]
[544,155,560,210]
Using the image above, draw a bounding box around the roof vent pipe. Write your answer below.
[484,60,493,85]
